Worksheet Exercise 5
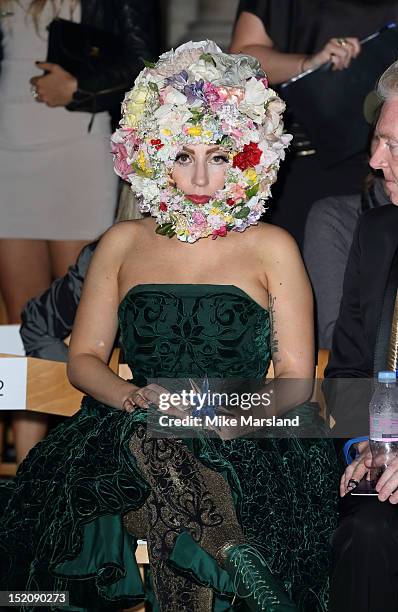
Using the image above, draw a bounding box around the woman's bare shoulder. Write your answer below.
[248,222,301,262]
[89,219,149,270]
[97,219,149,249]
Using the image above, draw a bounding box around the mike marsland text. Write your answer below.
[157,414,300,428]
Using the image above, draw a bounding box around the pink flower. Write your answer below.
[230,128,244,139]
[229,183,246,202]
[192,211,207,226]
[111,142,131,181]
[203,83,227,111]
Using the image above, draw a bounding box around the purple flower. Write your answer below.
[183,80,206,104]
[164,70,189,91]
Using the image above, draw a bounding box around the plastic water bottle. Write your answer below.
[369,371,398,477]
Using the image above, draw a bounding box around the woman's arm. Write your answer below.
[253,226,315,417]
[264,226,314,379]
[230,11,360,85]
[67,225,136,409]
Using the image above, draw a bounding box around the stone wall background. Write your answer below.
[162,0,239,50]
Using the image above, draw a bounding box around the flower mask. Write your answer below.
[112,40,291,243]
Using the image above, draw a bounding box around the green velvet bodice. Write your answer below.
[118,284,271,383]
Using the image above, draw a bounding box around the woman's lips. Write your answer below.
[186,194,211,204]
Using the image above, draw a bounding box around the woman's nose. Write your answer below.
[192,160,209,187]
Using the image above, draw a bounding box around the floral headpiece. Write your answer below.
[112,40,291,242]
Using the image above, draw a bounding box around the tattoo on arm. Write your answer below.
[269,293,281,363]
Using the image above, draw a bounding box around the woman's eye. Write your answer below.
[175,153,191,164]
[211,155,229,164]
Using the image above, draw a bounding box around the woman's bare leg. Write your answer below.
[48,240,92,278]
[12,412,49,463]
[0,239,52,463]
[0,239,51,323]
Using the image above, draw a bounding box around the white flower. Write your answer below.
[163,87,187,106]
[189,58,223,83]
[238,77,269,123]
[154,105,192,134]
[244,77,268,106]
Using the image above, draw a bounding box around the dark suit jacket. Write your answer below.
[326,204,398,379]
[324,204,398,442]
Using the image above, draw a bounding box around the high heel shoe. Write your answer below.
[220,543,298,611]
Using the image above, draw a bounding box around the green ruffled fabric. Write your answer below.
[0,285,338,611]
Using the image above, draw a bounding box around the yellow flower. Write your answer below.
[210,207,220,215]
[162,128,172,137]
[224,215,234,224]
[124,85,148,127]
[244,168,258,184]
[136,151,152,176]
[187,126,202,136]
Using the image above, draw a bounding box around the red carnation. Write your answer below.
[159,202,168,212]
[212,226,228,239]
[150,138,164,151]
[232,142,262,171]
[227,198,235,206]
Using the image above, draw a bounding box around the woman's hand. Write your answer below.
[122,383,177,413]
[30,62,78,107]
[304,37,361,72]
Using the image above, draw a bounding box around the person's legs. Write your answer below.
[48,240,91,278]
[0,239,51,323]
[0,239,52,463]
[329,494,398,612]
[11,412,48,464]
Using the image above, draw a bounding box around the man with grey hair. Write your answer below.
[325,59,398,612]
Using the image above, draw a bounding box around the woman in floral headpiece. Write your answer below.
[0,41,338,611]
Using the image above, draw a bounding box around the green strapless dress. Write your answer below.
[0,285,338,611]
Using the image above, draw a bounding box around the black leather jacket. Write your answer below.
[67,0,156,115]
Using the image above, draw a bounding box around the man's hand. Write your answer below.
[30,62,78,107]
[340,440,370,497]
[366,454,398,504]
[341,440,398,504]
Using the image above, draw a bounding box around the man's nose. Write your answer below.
[192,160,209,187]
[369,142,387,170]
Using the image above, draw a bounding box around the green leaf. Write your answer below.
[189,109,204,125]
[218,135,234,149]
[148,82,159,92]
[143,59,156,68]
[156,223,174,236]
[199,53,216,66]
[246,184,259,198]
[235,206,250,219]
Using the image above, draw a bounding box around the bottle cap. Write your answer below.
[378,371,396,382]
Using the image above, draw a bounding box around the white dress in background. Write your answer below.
[0,0,118,240]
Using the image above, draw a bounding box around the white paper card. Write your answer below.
[0,358,27,410]
[0,324,25,356]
